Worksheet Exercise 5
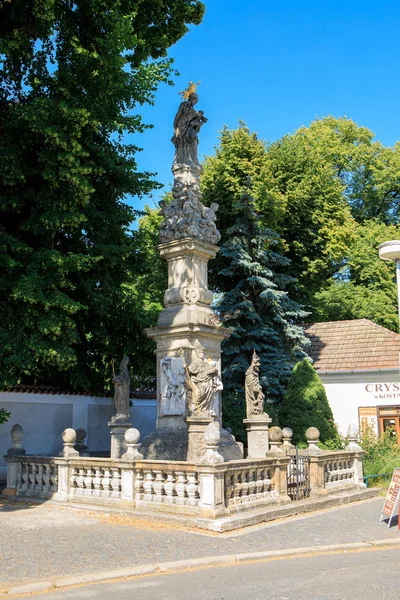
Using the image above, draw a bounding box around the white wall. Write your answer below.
[0,392,156,481]
[319,370,400,436]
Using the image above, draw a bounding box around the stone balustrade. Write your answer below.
[134,461,200,508]
[323,453,357,489]
[3,448,365,515]
[5,456,60,499]
[224,459,283,509]
[69,458,123,502]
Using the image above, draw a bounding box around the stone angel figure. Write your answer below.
[245,351,265,418]
[111,356,130,422]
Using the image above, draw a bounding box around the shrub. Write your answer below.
[0,408,10,425]
[278,359,341,446]
[361,426,400,483]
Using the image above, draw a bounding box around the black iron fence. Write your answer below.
[286,447,311,501]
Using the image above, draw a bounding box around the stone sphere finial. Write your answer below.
[7,423,26,456]
[121,428,143,461]
[75,428,86,443]
[11,424,23,443]
[306,427,323,455]
[281,427,294,449]
[62,428,76,444]
[305,427,320,442]
[269,426,283,443]
[125,428,141,444]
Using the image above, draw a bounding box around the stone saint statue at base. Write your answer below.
[245,351,266,418]
[111,356,130,422]
[184,341,222,416]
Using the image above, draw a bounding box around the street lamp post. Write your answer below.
[378,240,400,332]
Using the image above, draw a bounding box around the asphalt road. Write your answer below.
[14,546,400,600]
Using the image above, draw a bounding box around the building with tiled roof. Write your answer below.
[304,319,400,372]
[304,319,400,441]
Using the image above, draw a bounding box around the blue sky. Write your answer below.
[131,0,400,213]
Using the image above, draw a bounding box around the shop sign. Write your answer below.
[379,468,400,528]
[358,407,378,436]
[364,382,400,401]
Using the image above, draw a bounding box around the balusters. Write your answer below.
[175,471,187,505]
[135,469,144,500]
[101,468,112,498]
[143,470,155,502]
[42,464,50,494]
[153,470,165,502]
[164,472,176,504]
[110,468,121,498]
[186,472,199,506]
[84,467,95,495]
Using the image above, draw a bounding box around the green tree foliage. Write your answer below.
[202,118,400,326]
[129,204,166,388]
[315,220,399,330]
[216,188,308,404]
[278,359,340,446]
[0,407,10,424]
[361,426,400,481]
[0,0,204,390]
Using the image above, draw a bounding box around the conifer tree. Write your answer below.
[217,186,308,408]
[278,359,341,446]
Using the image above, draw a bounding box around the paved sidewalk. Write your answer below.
[0,495,398,590]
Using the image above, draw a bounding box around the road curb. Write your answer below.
[2,538,400,597]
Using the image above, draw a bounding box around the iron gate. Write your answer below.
[286,447,311,500]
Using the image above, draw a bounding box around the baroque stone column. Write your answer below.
[142,86,243,461]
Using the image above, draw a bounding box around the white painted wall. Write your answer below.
[0,392,156,481]
[319,369,400,436]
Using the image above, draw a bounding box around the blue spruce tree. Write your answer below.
[217,187,308,437]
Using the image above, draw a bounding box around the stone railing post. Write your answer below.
[346,424,366,487]
[271,456,291,501]
[53,458,70,501]
[118,428,144,507]
[2,456,21,497]
[3,424,26,497]
[309,455,328,497]
[197,463,228,518]
[244,415,272,458]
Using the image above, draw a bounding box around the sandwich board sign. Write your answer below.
[379,468,400,528]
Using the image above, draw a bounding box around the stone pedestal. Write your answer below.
[244,416,272,458]
[109,420,132,459]
[142,237,242,461]
[186,415,213,463]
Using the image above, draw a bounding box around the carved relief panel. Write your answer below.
[160,356,186,416]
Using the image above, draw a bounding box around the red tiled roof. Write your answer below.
[6,384,156,400]
[304,319,400,372]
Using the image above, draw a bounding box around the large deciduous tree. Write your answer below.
[202,118,400,328]
[0,0,204,390]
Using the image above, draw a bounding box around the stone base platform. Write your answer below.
[52,486,379,533]
[140,428,243,462]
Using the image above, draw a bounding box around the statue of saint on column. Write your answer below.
[245,351,266,418]
[111,356,131,422]
[172,81,208,169]
[183,341,223,416]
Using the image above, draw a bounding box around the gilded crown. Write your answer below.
[179,80,201,100]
